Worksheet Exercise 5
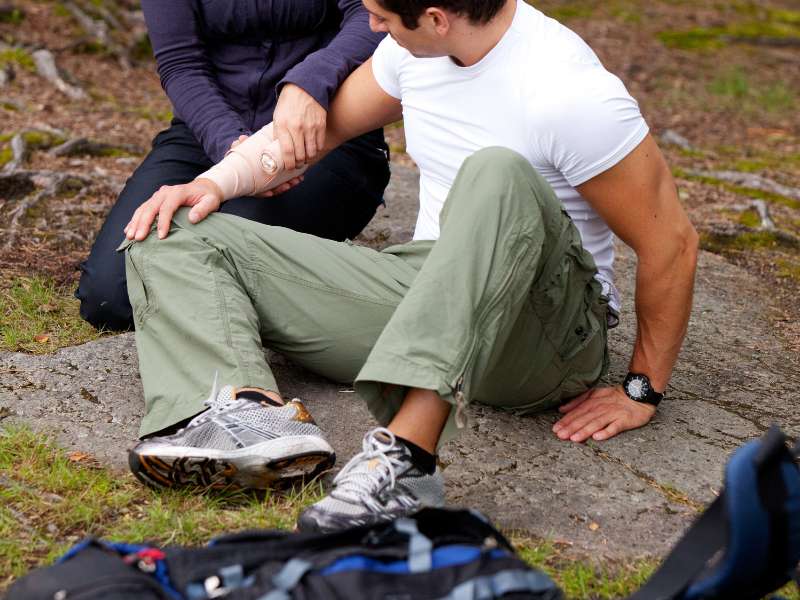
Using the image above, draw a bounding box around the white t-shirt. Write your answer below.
[371,0,649,314]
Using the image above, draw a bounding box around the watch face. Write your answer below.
[625,375,650,399]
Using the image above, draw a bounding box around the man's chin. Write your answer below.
[405,47,436,59]
[390,37,424,57]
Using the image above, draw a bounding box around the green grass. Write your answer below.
[700,230,799,254]
[0,276,104,353]
[0,7,24,24]
[659,7,800,50]
[0,47,34,71]
[515,538,656,598]
[707,68,797,114]
[727,154,800,173]
[1,426,798,598]
[776,258,800,282]
[674,168,800,211]
[0,426,324,588]
[21,129,68,150]
[738,209,761,228]
[0,144,11,168]
[542,4,595,21]
[51,2,70,18]
[708,67,750,100]
[130,33,153,62]
[125,105,173,124]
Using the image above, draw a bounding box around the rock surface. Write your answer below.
[1,165,798,559]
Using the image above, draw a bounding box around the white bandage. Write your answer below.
[196,123,308,200]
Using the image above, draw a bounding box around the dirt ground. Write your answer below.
[1,0,799,350]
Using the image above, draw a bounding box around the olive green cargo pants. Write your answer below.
[123,147,609,440]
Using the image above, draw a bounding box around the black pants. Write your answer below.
[75,120,391,331]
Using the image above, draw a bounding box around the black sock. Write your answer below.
[237,388,282,406]
[396,436,437,475]
[141,416,191,440]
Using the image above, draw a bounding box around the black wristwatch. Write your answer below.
[622,372,664,407]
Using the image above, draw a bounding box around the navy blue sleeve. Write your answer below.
[277,0,385,110]
[141,0,250,162]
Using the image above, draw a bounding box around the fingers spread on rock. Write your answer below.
[570,416,612,442]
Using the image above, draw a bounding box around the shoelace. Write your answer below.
[172,373,239,434]
[330,428,407,505]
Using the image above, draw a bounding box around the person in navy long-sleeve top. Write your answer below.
[76,0,391,331]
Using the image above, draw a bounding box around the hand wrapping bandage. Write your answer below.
[196,123,308,200]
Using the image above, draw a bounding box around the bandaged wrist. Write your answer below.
[196,124,308,200]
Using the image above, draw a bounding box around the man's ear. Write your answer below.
[424,7,451,36]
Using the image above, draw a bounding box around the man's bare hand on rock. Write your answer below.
[552,386,656,443]
[123,178,224,241]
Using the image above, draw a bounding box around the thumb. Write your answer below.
[188,194,220,224]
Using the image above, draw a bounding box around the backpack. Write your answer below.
[630,425,800,600]
[5,508,563,600]
[6,426,799,600]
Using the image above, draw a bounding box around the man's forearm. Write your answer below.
[196,124,307,201]
[323,58,403,153]
[629,229,699,391]
[194,59,401,201]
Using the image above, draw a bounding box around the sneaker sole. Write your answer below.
[129,437,335,490]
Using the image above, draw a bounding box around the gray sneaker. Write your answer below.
[129,378,335,490]
[297,428,444,533]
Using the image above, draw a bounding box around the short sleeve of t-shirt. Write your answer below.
[371,36,404,99]
[536,63,649,187]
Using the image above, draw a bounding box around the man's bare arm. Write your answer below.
[323,57,403,153]
[553,134,699,442]
[125,58,402,241]
[583,134,698,389]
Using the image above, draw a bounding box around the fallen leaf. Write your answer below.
[589,522,600,532]
[67,451,101,468]
[33,334,49,343]
[79,387,100,404]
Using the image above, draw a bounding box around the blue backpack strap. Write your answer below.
[626,494,727,600]
[256,558,313,600]
[395,518,434,573]
[445,569,563,600]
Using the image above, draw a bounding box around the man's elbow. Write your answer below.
[678,221,700,272]
[637,219,699,278]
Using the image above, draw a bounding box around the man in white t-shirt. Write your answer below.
[121,0,698,532]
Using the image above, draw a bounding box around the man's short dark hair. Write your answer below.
[377,0,506,30]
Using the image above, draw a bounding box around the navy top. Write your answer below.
[141,0,384,162]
